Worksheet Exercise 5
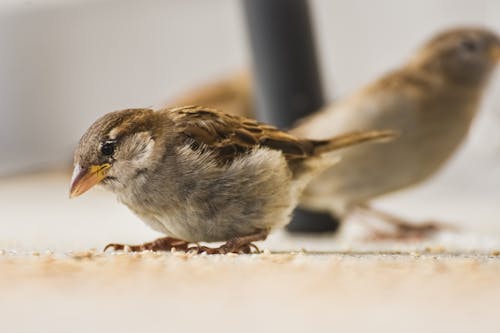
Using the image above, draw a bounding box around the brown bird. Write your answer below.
[69,106,393,253]
[167,71,253,118]
[292,27,500,239]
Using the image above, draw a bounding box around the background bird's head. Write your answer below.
[409,27,500,87]
[70,108,167,198]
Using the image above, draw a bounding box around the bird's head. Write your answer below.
[69,108,167,198]
[410,27,500,86]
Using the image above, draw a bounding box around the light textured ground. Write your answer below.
[1,171,500,333]
[2,251,500,333]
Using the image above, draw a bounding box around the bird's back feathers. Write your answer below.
[165,105,393,165]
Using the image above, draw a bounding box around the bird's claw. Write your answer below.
[103,243,130,252]
[366,220,456,242]
[188,241,261,255]
[103,237,190,252]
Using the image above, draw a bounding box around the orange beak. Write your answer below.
[69,163,111,198]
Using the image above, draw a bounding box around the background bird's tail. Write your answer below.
[309,130,397,155]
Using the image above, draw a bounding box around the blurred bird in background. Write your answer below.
[167,71,253,118]
[170,26,500,240]
[293,26,500,239]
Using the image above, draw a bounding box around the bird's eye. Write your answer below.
[101,141,116,156]
[460,39,478,53]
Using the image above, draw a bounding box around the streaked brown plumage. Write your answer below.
[70,105,393,253]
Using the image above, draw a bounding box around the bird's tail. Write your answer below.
[309,130,397,155]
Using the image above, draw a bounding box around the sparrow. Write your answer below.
[291,27,500,239]
[69,105,393,253]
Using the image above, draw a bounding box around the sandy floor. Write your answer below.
[2,251,500,332]
[1,171,500,332]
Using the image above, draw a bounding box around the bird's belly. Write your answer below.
[122,149,296,243]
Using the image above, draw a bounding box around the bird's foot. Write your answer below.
[366,221,453,241]
[104,236,190,252]
[355,204,457,241]
[189,241,260,255]
[188,230,267,255]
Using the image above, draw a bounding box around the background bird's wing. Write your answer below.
[167,105,312,163]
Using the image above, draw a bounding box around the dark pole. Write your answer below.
[242,0,339,233]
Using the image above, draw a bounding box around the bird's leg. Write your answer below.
[189,230,268,255]
[355,204,457,241]
[104,237,190,252]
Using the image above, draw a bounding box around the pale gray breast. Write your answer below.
[117,146,295,242]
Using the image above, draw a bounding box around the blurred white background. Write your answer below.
[0,0,499,252]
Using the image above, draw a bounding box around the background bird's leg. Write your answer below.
[190,230,268,254]
[354,204,457,241]
[104,237,190,252]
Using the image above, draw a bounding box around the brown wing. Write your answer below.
[166,105,313,163]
